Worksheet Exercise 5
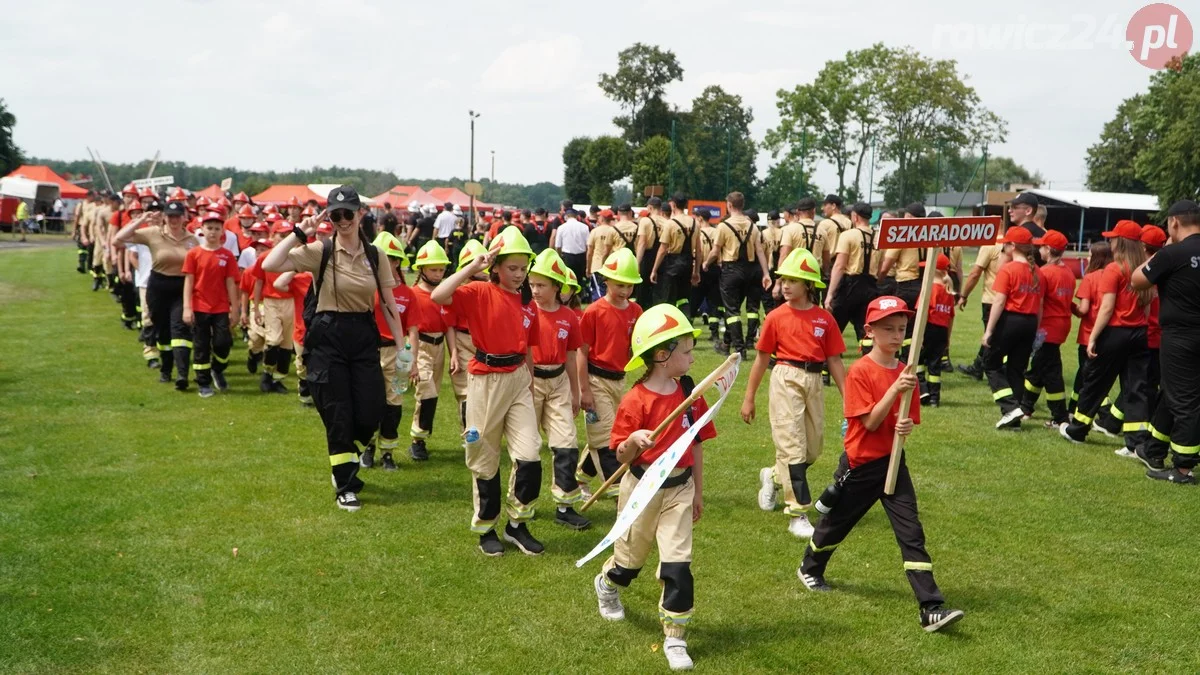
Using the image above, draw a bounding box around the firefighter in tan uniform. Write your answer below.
[650,194,701,315]
[818,194,852,278]
[692,212,723,342]
[635,197,668,308]
[702,191,772,357]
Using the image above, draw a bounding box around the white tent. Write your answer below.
[0,176,41,200]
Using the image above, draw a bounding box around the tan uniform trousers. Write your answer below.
[585,374,625,450]
[379,344,400,406]
[769,364,825,515]
[247,303,266,354]
[450,330,474,400]
[261,297,295,350]
[534,369,579,504]
[411,335,446,439]
[465,367,542,532]
[601,468,695,637]
[139,287,159,361]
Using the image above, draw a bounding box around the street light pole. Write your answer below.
[491,150,495,183]
[469,110,481,228]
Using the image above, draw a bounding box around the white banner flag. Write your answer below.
[575,362,740,568]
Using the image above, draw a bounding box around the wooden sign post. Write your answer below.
[876,215,1002,494]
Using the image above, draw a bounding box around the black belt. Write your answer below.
[457,328,470,336]
[588,362,625,381]
[630,465,692,489]
[533,365,565,379]
[474,350,525,368]
[778,359,825,373]
[419,333,445,345]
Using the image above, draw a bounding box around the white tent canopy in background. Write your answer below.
[1024,189,1159,213]
[0,176,58,201]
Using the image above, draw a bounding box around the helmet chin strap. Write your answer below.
[419,271,441,287]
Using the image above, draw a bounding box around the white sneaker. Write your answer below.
[594,573,624,621]
[995,408,1024,429]
[577,479,593,501]
[788,514,815,538]
[1114,447,1136,458]
[663,637,694,671]
[757,467,777,511]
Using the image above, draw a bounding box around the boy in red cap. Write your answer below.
[799,296,964,633]
[916,253,955,407]
[983,227,1043,430]
[182,212,240,397]
[241,237,271,366]
[249,223,297,393]
[1020,230,1076,426]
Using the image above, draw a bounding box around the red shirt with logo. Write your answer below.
[182,245,238,314]
[533,304,582,366]
[610,380,716,468]
[1099,262,1149,328]
[580,297,643,373]
[756,303,845,362]
[1075,270,1102,346]
[992,260,1042,315]
[247,254,290,300]
[375,284,420,343]
[290,272,313,345]
[411,284,448,334]
[843,356,921,468]
[451,282,540,375]
[928,282,956,329]
[1037,262,1076,344]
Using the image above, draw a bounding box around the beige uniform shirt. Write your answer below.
[780,218,825,262]
[587,224,617,272]
[659,215,700,255]
[974,245,1003,305]
[884,247,922,283]
[613,220,639,251]
[698,225,718,263]
[128,226,197,276]
[289,241,396,312]
[817,213,851,257]
[712,214,761,263]
[835,226,875,276]
[762,225,782,265]
[637,215,668,250]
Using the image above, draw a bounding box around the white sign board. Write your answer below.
[220,177,233,191]
[132,175,175,189]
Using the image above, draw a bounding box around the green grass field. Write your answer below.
[1,246,1195,673]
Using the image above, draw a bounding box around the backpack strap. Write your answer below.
[364,242,394,319]
[313,238,334,301]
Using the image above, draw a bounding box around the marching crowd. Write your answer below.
[67,182,1200,670]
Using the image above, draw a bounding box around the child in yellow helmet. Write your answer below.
[740,249,847,538]
[408,239,452,461]
[432,226,547,557]
[593,303,713,672]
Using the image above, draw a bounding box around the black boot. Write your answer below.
[247,350,262,374]
[409,438,429,461]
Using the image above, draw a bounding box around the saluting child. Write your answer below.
[271,268,314,406]
[740,249,846,539]
[528,249,590,530]
[408,240,452,461]
[443,240,489,430]
[182,211,240,398]
[251,222,299,394]
[592,304,713,672]
[431,226,546,558]
[917,253,955,408]
[577,248,644,496]
[799,296,965,634]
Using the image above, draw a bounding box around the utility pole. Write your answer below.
[469,110,481,227]
[491,150,495,183]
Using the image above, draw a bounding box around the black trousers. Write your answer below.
[896,279,922,359]
[970,302,992,370]
[832,274,877,348]
[1022,342,1068,424]
[918,324,949,403]
[1066,326,1150,445]
[760,270,779,318]
[561,252,587,293]
[636,246,658,309]
[719,261,763,351]
[983,312,1038,414]
[192,311,232,388]
[1145,333,1200,469]
[146,272,192,382]
[691,266,723,336]
[118,279,139,326]
[655,256,694,317]
[1069,344,1089,415]
[801,454,945,608]
[305,312,385,495]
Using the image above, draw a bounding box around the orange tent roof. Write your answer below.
[5,165,88,199]
[251,185,326,206]
[428,186,475,207]
[195,184,225,200]
[371,185,439,209]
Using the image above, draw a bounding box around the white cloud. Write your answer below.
[480,36,583,94]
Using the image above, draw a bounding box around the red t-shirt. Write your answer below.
[1099,262,1148,328]
[411,284,448,334]
[1075,271,1102,346]
[451,282,540,374]
[1148,296,1160,349]
[182,246,238,314]
[580,297,643,373]
[247,255,290,300]
[610,380,716,468]
[533,304,582,366]
[1037,262,1077,345]
[928,282,956,329]
[375,284,419,342]
[756,304,845,362]
[290,272,313,345]
[439,282,472,332]
[843,356,921,468]
[992,260,1041,315]
[224,217,251,251]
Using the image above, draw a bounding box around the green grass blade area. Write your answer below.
[0,247,1193,673]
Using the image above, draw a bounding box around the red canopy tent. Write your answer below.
[5,165,88,199]
[251,185,326,206]
[195,184,225,201]
[428,186,495,211]
[371,185,438,209]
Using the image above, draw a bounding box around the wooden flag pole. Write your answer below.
[883,246,939,495]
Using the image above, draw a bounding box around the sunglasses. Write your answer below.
[329,210,355,223]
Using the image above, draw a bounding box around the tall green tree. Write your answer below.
[756,157,820,211]
[0,98,24,175]
[1085,96,1151,194]
[631,135,671,203]
[673,85,757,201]
[598,43,684,145]
[1132,54,1200,207]
[561,136,593,203]
[581,135,631,205]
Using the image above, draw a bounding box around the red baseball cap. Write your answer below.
[237,204,255,219]
[167,187,187,202]
[1033,229,1069,252]
[127,201,144,213]
[998,227,1034,245]
[264,213,284,224]
[1141,225,1168,248]
[201,210,224,223]
[599,209,614,219]
[1102,220,1142,241]
[121,183,138,197]
[866,296,915,324]
[252,237,273,248]
[232,192,250,203]
[301,205,316,217]
[287,196,301,207]
[271,221,294,235]
[264,204,280,215]
[249,221,269,233]
[316,221,334,235]
[919,253,951,271]
[195,196,212,208]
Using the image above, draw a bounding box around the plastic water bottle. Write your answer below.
[1032,329,1047,353]
[585,409,599,425]
[464,427,480,444]
[392,343,414,395]
[814,483,843,515]
[840,418,848,438]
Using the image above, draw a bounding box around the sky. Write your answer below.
[2,0,1188,196]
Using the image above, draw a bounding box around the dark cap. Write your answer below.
[823,194,844,208]
[164,201,186,216]
[850,202,873,221]
[906,202,927,218]
[327,185,361,212]
[796,197,816,212]
[647,196,663,209]
[1011,192,1038,208]
[768,210,780,220]
[522,209,532,218]
[928,210,944,218]
[444,202,453,210]
[589,204,600,214]
[617,203,633,214]
[1167,199,1200,217]
[744,209,758,222]
[534,207,546,216]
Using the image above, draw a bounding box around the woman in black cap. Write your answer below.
[262,185,408,512]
